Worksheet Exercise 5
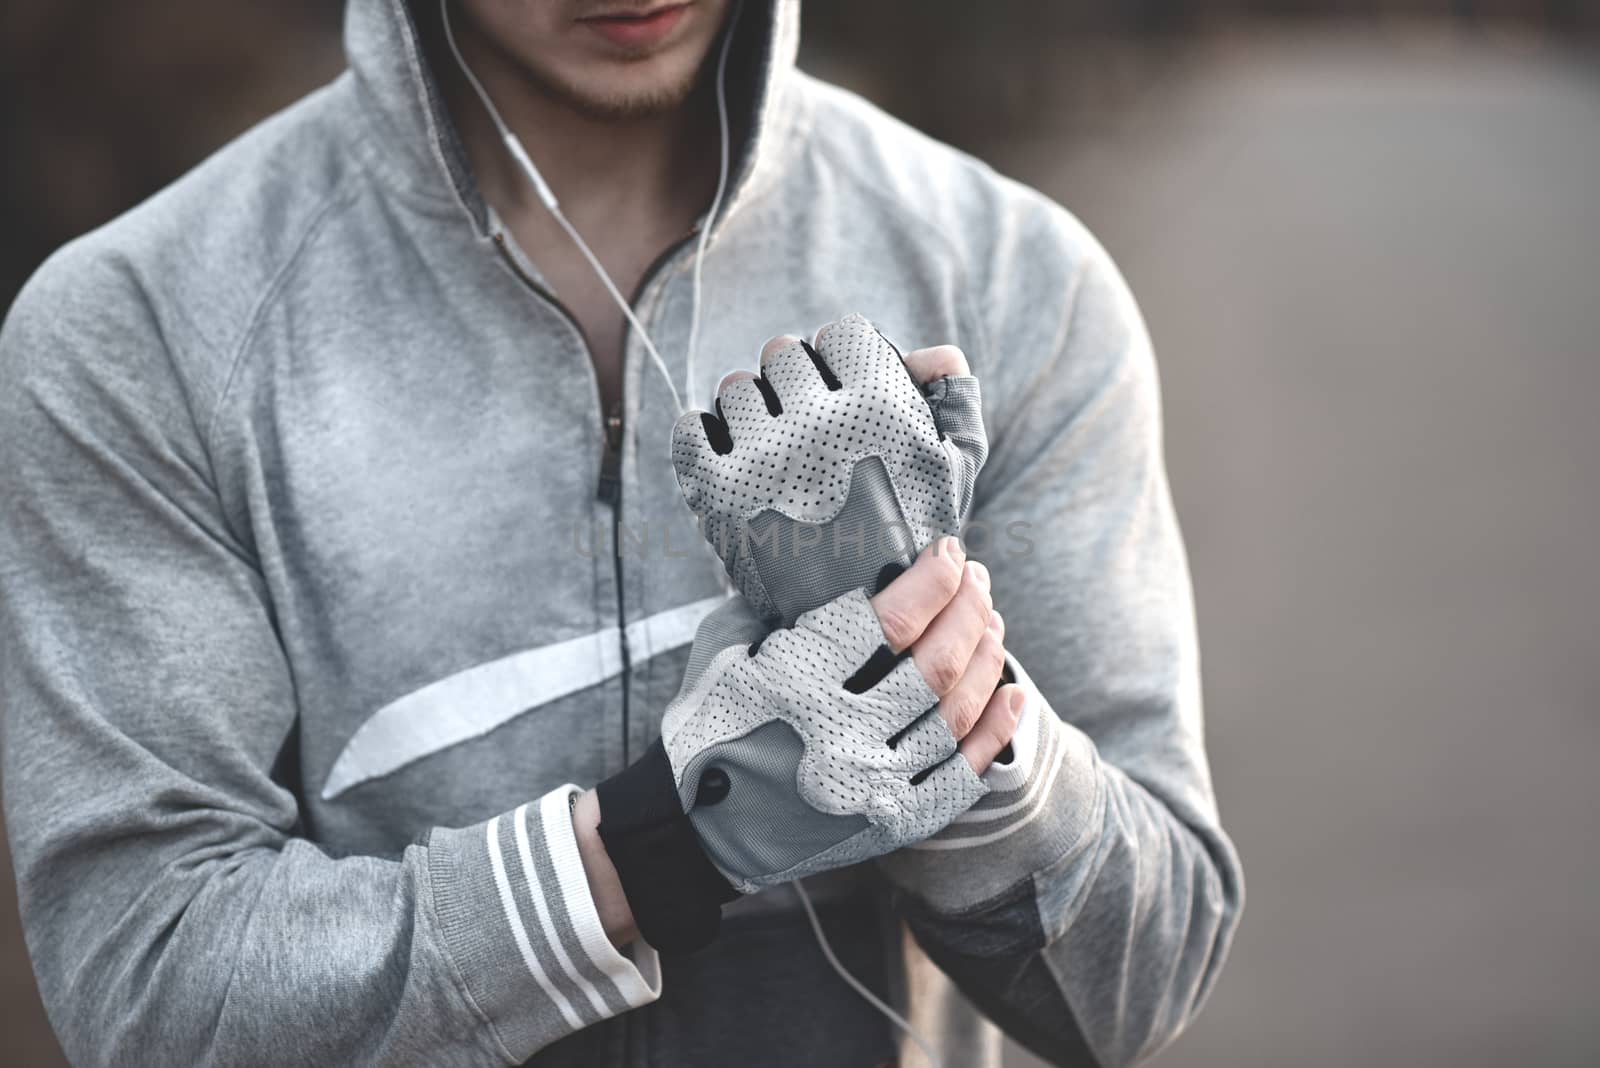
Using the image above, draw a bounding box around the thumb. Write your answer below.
[901,347,988,520]
[928,373,988,521]
[902,344,970,384]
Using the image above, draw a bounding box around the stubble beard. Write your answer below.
[526,54,706,122]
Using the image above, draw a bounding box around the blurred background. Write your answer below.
[3,2,1598,1066]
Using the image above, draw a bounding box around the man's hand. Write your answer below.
[587,535,1025,955]
[673,313,989,627]
[870,537,1023,776]
[572,535,1024,950]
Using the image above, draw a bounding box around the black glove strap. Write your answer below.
[596,738,737,955]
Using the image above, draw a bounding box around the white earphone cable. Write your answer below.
[684,0,738,409]
[441,0,744,416]
[442,0,682,412]
[793,880,943,1068]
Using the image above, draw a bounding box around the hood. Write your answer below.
[343,0,801,237]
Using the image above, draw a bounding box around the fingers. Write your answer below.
[958,683,1026,775]
[759,334,836,398]
[902,344,970,385]
[760,334,801,363]
[713,369,774,428]
[758,319,970,398]
[670,406,729,485]
[813,313,908,387]
[906,749,988,825]
[935,610,1006,740]
[738,323,972,397]
[907,559,992,698]
[676,367,758,464]
[870,537,966,653]
[702,335,798,419]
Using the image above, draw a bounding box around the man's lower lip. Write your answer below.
[580,5,688,48]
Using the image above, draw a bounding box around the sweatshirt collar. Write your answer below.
[344,0,801,236]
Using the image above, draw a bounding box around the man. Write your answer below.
[0,1,1242,1066]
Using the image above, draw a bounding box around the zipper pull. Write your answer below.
[598,408,623,506]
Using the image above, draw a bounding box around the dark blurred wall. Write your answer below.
[0,2,344,304]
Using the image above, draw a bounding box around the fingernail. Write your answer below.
[1008,687,1025,715]
[941,535,966,564]
[987,609,1004,633]
[968,560,990,589]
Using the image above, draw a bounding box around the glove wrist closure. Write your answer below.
[596,738,736,955]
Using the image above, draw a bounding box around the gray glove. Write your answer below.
[595,590,987,951]
[672,313,988,626]
[665,589,988,893]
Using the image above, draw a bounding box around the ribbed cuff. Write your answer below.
[596,738,738,955]
[428,786,662,1062]
[877,655,1105,912]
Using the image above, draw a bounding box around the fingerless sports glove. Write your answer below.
[672,313,988,627]
[595,590,987,954]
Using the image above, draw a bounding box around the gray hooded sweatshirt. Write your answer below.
[0,1,1242,1065]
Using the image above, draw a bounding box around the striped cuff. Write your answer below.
[428,786,662,1061]
[877,655,1104,912]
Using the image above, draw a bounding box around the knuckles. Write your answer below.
[945,690,984,738]
[875,605,917,652]
[921,646,965,696]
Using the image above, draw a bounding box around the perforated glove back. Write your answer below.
[595,591,988,951]
[664,589,986,892]
[672,313,988,626]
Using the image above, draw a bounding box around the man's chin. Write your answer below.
[547,65,701,121]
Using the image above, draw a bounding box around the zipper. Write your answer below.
[601,403,632,761]
[491,227,698,765]
[597,406,624,507]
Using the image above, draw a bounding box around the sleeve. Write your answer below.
[875,214,1245,1067]
[0,252,659,1068]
